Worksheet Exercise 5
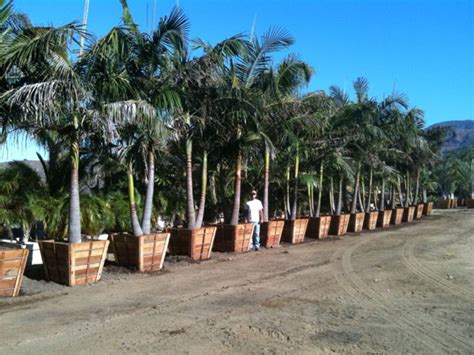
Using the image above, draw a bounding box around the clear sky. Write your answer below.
[1,0,473,162]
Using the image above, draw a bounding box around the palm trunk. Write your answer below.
[290,148,299,220]
[229,150,242,225]
[379,177,385,211]
[263,145,270,222]
[307,183,313,217]
[329,177,335,215]
[373,185,378,210]
[391,184,396,209]
[360,178,366,212]
[218,164,230,223]
[128,164,143,237]
[195,150,208,228]
[342,176,348,211]
[407,172,412,207]
[285,165,291,218]
[350,162,361,213]
[397,175,404,207]
[414,169,420,205]
[209,173,217,205]
[423,188,427,203]
[68,132,81,243]
[365,168,373,211]
[316,162,324,218]
[358,186,364,213]
[336,176,343,215]
[141,151,155,234]
[185,136,196,229]
[21,223,30,244]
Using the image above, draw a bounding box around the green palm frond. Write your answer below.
[0,0,12,28]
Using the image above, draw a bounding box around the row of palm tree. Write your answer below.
[0,1,450,243]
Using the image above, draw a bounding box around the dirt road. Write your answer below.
[1,209,473,354]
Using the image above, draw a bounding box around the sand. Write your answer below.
[0,209,473,353]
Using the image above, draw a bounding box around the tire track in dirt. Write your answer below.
[401,236,474,302]
[335,235,472,353]
[328,238,442,348]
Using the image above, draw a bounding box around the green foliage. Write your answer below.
[433,146,474,198]
[0,2,465,238]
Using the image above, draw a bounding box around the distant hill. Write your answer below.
[430,120,474,151]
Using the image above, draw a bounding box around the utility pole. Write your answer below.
[151,0,156,31]
[146,1,149,34]
[79,0,90,56]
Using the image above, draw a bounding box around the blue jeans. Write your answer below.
[251,222,260,249]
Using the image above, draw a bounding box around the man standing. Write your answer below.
[246,190,264,251]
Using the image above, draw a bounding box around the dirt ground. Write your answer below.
[1,209,473,354]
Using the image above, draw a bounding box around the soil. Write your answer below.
[1,209,473,354]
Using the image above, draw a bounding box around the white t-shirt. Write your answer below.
[246,199,263,223]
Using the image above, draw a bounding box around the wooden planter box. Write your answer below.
[110,233,169,272]
[212,223,254,253]
[415,203,424,219]
[168,227,216,260]
[452,199,457,208]
[0,246,29,297]
[282,218,309,244]
[39,240,109,286]
[423,202,434,215]
[364,211,379,230]
[306,215,332,239]
[349,212,365,233]
[391,208,404,225]
[377,209,393,228]
[403,206,416,223]
[466,199,474,209]
[260,220,285,248]
[329,214,350,236]
[438,199,450,209]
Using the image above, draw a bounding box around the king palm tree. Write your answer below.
[257,55,312,221]
[93,2,188,236]
[221,27,299,225]
[0,22,96,243]
[173,34,248,229]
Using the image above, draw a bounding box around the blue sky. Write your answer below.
[1,0,473,161]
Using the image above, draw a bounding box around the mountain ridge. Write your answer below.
[429,119,474,151]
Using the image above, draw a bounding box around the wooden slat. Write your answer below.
[261,220,285,247]
[0,278,17,289]
[110,233,169,272]
[415,204,424,219]
[423,202,434,215]
[364,212,378,230]
[329,214,349,236]
[377,210,393,228]
[282,219,308,244]
[0,248,29,297]
[39,240,108,287]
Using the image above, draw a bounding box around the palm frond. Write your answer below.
[353,76,369,103]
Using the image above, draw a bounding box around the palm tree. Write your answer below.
[0,22,95,243]
[300,91,339,218]
[257,55,312,221]
[0,161,45,241]
[92,2,187,236]
[221,27,299,225]
[173,34,247,229]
